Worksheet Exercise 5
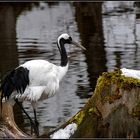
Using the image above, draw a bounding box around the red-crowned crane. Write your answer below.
[0,33,86,137]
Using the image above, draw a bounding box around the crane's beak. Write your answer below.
[71,40,86,51]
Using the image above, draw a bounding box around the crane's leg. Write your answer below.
[14,98,39,137]
[33,108,39,136]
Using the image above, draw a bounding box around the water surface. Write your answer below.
[0,1,140,136]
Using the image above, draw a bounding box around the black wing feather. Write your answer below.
[0,66,29,100]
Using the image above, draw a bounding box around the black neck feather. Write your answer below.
[57,39,68,67]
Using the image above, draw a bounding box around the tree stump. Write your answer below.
[48,69,140,138]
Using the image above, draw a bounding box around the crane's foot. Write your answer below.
[35,120,39,136]
[30,121,39,137]
[32,108,39,137]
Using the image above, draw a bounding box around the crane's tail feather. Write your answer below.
[0,67,29,109]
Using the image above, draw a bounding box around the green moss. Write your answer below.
[71,113,98,138]
[88,107,96,114]
[68,98,102,126]
[93,69,140,104]
[68,110,86,125]
[88,107,102,118]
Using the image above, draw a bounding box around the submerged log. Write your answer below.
[0,101,30,138]
[48,69,140,138]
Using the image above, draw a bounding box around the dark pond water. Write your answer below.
[0,1,140,136]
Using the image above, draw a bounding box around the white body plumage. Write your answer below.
[12,60,69,106]
[1,33,85,107]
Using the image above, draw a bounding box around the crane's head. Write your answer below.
[57,33,86,50]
